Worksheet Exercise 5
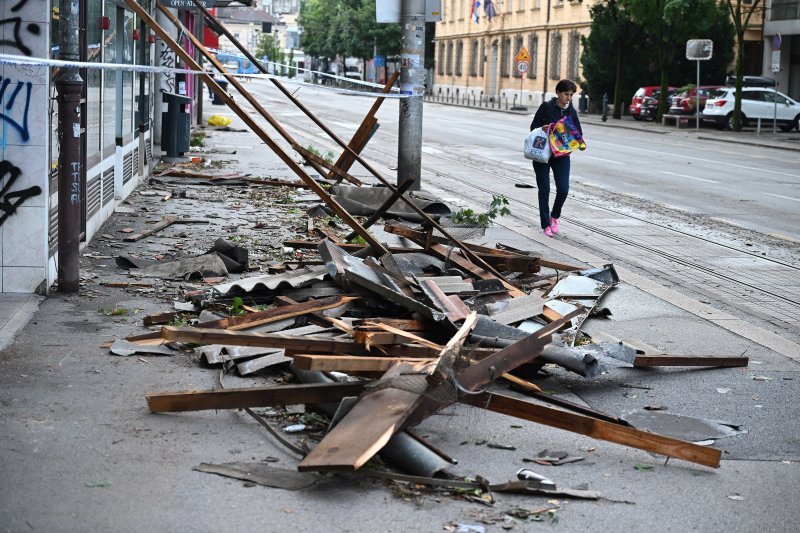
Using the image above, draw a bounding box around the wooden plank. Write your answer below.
[298,360,436,471]
[293,143,362,186]
[539,259,584,272]
[406,309,581,427]
[355,323,443,351]
[634,355,749,368]
[227,296,357,331]
[146,382,366,413]
[329,71,399,177]
[122,216,208,242]
[160,326,439,357]
[292,354,435,372]
[142,1,389,255]
[428,244,526,298]
[143,311,186,327]
[464,391,721,468]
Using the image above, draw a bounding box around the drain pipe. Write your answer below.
[293,367,456,478]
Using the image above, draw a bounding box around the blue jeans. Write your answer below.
[532,156,570,229]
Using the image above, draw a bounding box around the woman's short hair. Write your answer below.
[555,79,577,94]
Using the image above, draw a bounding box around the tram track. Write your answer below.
[412,150,800,314]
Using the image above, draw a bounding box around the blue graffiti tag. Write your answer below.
[0,160,42,227]
[0,77,32,143]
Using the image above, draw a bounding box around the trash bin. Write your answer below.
[161,92,192,158]
[212,79,228,105]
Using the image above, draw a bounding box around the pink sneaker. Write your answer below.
[549,217,560,234]
[543,226,555,238]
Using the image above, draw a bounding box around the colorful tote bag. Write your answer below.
[549,116,587,157]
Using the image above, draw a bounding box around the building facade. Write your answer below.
[763,0,800,100]
[432,0,593,109]
[0,1,225,293]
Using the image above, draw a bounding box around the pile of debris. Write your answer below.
[107,0,749,507]
[110,213,748,498]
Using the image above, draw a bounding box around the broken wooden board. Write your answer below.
[463,391,721,468]
[297,360,437,472]
[122,216,208,242]
[146,382,366,413]
[160,326,439,357]
[634,355,749,368]
[292,354,436,372]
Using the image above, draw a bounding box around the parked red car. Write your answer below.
[628,85,675,120]
[629,86,663,120]
[668,85,723,115]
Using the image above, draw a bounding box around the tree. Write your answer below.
[299,0,402,72]
[622,0,729,121]
[581,1,649,118]
[724,0,763,131]
[256,33,285,75]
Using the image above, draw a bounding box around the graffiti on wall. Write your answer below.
[0,76,33,144]
[0,160,42,227]
[158,43,176,93]
[1,0,41,57]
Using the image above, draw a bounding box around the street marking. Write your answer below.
[763,192,800,202]
[583,155,624,165]
[592,139,800,178]
[659,170,719,183]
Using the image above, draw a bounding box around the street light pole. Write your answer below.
[56,0,83,292]
[397,0,426,192]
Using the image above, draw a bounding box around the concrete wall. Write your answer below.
[0,0,51,293]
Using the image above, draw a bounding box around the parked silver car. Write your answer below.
[702,87,800,131]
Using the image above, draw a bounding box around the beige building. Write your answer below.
[432,0,593,109]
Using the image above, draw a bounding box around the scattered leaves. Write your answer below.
[634,464,654,472]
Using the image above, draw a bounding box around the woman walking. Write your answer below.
[530,79,582,237]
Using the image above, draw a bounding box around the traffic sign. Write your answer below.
[686,39,713,60]
[771,51,781,73]
[516,61,529,75]
[514,47,530,62]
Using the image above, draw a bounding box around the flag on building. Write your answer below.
[471,0,481,23]
[484,0,496,21]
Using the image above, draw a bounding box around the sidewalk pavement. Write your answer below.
[0,103,797,531]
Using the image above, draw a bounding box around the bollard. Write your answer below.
[602,93,608,122]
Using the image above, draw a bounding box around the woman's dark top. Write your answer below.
[530,97,583,134]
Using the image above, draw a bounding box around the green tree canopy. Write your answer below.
[582,0,733,119]
[299,0,402,63]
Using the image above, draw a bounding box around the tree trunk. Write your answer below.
[613,41,624,119]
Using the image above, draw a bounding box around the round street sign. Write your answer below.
[516,61,529,74]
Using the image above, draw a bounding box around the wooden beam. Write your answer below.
[298,360,437,472]
[428,244,526,298]
[160,326,439,357]
[329,72,400,178]
[146,382,366,413]
[122,216,208,242]
[463,391,721,468]
[292,143,362,186]
[292,354,436,372]
[136,1,388,255]
[226,296,358,331]
[539,259,585,272]
[343,176,416,241]
[634,355,749,367]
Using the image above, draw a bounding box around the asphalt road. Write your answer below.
[241,80,800,348]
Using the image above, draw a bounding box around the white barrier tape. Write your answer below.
[0,53,410,98]
[206,47,396,92]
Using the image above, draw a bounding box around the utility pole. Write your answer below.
[397,0,426,192]
[56,0,83,292]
